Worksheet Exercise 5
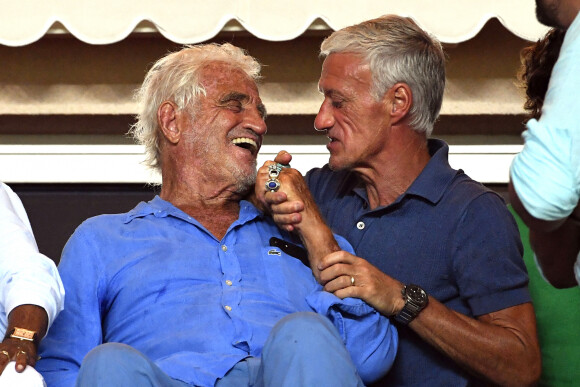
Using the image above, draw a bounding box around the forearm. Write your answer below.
[409,300,540,387]
[508,180,565,232]
[1,304,48,370]
[294,209,341,282]
[6,305,48,339]
[531,218,580,288]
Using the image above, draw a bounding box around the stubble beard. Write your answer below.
[184,128,257,195]
[230,159,257,195]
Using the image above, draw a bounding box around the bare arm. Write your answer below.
[255,154,340,281]
[319,251,541,386]
[0,304,48,374]
[509,180,580,288]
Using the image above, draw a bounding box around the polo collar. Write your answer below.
[403,139,460,205]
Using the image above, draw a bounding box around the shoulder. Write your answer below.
[446,172,504,208]
[64,211,136,257]
[438,173,518,237]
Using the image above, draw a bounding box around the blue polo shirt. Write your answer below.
[306,139,530,386]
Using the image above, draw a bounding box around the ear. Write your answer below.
[158,101,181,144]
[388,83,412,125]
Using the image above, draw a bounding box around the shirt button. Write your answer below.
[224,305,232,311]
[221,245,228,252]
[356,221,365,230]
[225,280,233,286]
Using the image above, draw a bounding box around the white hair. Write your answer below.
[129,43,262,172]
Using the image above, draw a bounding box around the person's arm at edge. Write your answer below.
[509,179,580,288]
[0,183,65,374]
[0,305,48,373]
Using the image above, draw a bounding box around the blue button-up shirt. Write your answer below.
[37,196,397,386]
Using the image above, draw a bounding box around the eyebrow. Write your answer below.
[220,91,267,119]
[318,86,345,99]
[220,92,249,104]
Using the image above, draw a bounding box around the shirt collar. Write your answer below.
[403,139,459,204]
[124,195,263,225]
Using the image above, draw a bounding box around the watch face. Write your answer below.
[407,285,428,305]
[12,327,37,341]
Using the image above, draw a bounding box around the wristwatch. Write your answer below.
[5,327,39,347]
[394,284,429,325]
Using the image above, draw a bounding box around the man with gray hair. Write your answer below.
[259,15,541,386]
[35,43,397,386]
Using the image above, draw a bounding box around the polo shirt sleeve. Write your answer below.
[510,12,580,221]
[451,193,531,316]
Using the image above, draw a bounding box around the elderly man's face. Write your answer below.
[315,53,391,171]
[181,62,267,192]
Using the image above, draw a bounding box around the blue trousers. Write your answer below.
[76,312,364,387]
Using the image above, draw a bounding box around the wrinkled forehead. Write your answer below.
[199,61,259,96]
[318,53,372,93]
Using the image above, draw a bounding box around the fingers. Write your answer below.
[273,150,292,165]
[0,347,34,375]
[0,350,9,375]
[15,349,29,372]
[317,250,358,271]
[323,274,355,292]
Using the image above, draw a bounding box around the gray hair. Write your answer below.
[320,15,445,136]
[130,43,262,172]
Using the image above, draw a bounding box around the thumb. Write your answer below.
[274,150,292,165]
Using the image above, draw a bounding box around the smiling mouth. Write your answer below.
[232,137,258,154]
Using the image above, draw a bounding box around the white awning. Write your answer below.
[1,0,548,47]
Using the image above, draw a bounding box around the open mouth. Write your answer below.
[232,137,258,154]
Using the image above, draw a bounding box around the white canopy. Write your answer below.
[1,0,548,46]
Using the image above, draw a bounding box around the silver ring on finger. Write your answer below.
[350,276,355,286]
[268,164,282,179]
[265,178,281,192]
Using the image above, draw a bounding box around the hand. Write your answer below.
[0,338,37,375]
[255,151,306,232]
[318,251,405,316]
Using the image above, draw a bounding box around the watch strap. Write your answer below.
[394,284,428,325]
